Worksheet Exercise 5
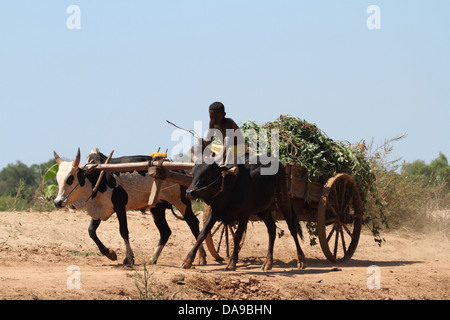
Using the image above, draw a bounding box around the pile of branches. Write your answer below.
[241,115,375,203]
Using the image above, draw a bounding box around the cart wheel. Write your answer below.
[202,203,246,262]
[317,173,363,263]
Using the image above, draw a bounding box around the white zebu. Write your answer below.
[53,148,206,265]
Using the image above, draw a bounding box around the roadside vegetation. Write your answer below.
[367,144,450,237]
[0,159,56,212]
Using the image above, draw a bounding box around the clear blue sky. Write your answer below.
[1,1,449,169]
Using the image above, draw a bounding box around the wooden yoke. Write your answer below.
[148,158,193,208]
[147,166,165,208]
[89,150,114,201]
[84,160,194,172]
[147,160,194,208]
[81,158,195,208]
[92,150,114,194]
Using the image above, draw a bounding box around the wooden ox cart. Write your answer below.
[86,155,363,263]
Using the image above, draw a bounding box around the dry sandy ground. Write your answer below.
[0,209,449,300]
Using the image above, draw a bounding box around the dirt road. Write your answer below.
[0,209,449,300]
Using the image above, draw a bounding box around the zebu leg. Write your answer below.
[261,213,276,270]
[278,194,306,269]
[171,196,207,265]
[150,203,172,264]
[181,212,217,269]
[116,208,134,265]
[88,219,117,261]
[226,218,248,271]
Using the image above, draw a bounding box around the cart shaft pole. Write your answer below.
[84,161,195,172]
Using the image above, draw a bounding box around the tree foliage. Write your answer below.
[0,159,56,210]
[403,152,450,189]
[366,145,450,235]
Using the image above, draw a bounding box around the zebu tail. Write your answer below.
[291,205,304,240]
[170,205,185,220]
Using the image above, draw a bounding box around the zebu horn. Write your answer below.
[53,151,63,165]
[72,148,81,168]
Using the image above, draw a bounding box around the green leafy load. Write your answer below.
[240,115,376,203]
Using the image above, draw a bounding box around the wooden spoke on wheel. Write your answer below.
[317,174,363,263]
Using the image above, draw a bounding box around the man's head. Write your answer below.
[209,101,226,126]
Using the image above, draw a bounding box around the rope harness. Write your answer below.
[59,161,102,205]
[59,166,83,204]
[193,170,232,200]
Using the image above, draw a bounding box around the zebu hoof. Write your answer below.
[198,255,207,266]
[261,259,273,271]
[297,259,307,269]
[225,260,237,271]
[123,256,135,266]
[105,249,117,261]
[149,255,158,265]
[198,247,207,265]
[180,258,194,269]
